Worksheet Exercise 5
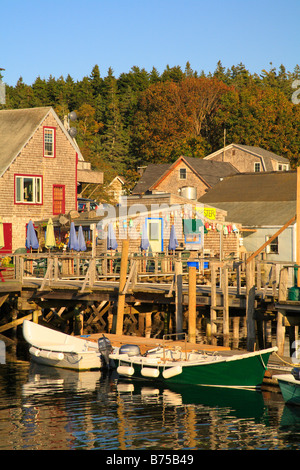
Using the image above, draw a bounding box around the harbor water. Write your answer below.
[1,337,300,453]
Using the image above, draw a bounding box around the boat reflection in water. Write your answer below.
[115,379,266,421]
[19,363,276,451]
[23,363,265,421]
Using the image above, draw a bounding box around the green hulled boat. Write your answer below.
[110,345,277,389]
[275,370,300,406]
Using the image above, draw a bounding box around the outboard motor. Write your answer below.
[119,344,141,357]
[98,335,113,368]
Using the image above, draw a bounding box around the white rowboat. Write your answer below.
[23,320,104,371]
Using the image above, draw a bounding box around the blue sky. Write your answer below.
[1,0,300,86]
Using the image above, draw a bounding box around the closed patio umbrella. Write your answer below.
[77,225,86,252]
[25,220,39,250]
[140,222,150,251]
[68,222,79,251]
[168,224,178,251]
[107,223,118,250]
[45,218,56,250]
[107,223,117,273]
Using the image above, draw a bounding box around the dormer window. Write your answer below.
[278,163,289,171]
[43,127,56,157]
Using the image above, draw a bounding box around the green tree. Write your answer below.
[100,68,129,174]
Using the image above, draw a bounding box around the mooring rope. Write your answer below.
[273,351,297,368]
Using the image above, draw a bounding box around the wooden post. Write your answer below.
[222,265,229,339]
[145,312,152,338]
[297,166,300,286]
[210,263,217,337]
[276,310,286,356]
[279,267,289,302]
[188,265,197,343]
[33,309,40,324]
[232,317,240,349]
[116,239,129,336]
[246,258,256,351]
[175,260,183,333]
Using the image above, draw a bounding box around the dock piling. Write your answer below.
[116,239,129,336]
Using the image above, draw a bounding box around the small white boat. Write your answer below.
[23,320,113,371]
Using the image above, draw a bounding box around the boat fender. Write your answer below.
[162,365,182,379]
[29,346,40,357]
[141,367,160,378]
[39,350,64,361]
[117,365,135,377]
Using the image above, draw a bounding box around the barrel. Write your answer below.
[288,285,300,300]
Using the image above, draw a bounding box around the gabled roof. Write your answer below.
[204,143,289,171]
[198,171,296,226]
[0,106,84,178]
[132,156,238,194]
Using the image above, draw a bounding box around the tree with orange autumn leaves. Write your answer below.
[131,77,231,164]
[3,62,300,185]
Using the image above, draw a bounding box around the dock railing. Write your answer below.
[1,251,296,301]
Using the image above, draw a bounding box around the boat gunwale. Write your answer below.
[111,346,278,369]
[274,373,300,385]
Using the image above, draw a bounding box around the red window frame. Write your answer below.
[43,126,56,158]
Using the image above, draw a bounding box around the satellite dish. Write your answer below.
[69,127,77,138]
[68,111,77,121]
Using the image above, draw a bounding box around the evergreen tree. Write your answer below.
[100,68,129,174]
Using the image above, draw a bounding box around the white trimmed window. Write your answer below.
[266,235,279,254]
[254,162,261,172]
[15,176,42,204]
[44,127,56,157]
[278,163,289,171]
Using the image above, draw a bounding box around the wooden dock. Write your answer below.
[85,332,231,355]
[0,249,299,357]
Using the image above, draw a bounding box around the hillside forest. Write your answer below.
[2,61,300,200]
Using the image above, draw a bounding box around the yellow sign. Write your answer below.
[195,207,216,220]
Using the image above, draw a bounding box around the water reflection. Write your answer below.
[0,358,298,450]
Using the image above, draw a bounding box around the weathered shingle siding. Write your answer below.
[0,112,77,251]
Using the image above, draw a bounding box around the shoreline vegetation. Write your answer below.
[1,61,300,201]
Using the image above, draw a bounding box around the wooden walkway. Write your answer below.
[0,250,299,355]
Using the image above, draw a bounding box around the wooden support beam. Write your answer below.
[246,215,296,264]
[246,259,256,351]
[222,265,229,340]
[116,239,129,336]
[297,166,300,286]
[122,260,137,294]
[175,260,183,333]
[188,265,197,343]
[0,311,43,333]
[210,263,217,336]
